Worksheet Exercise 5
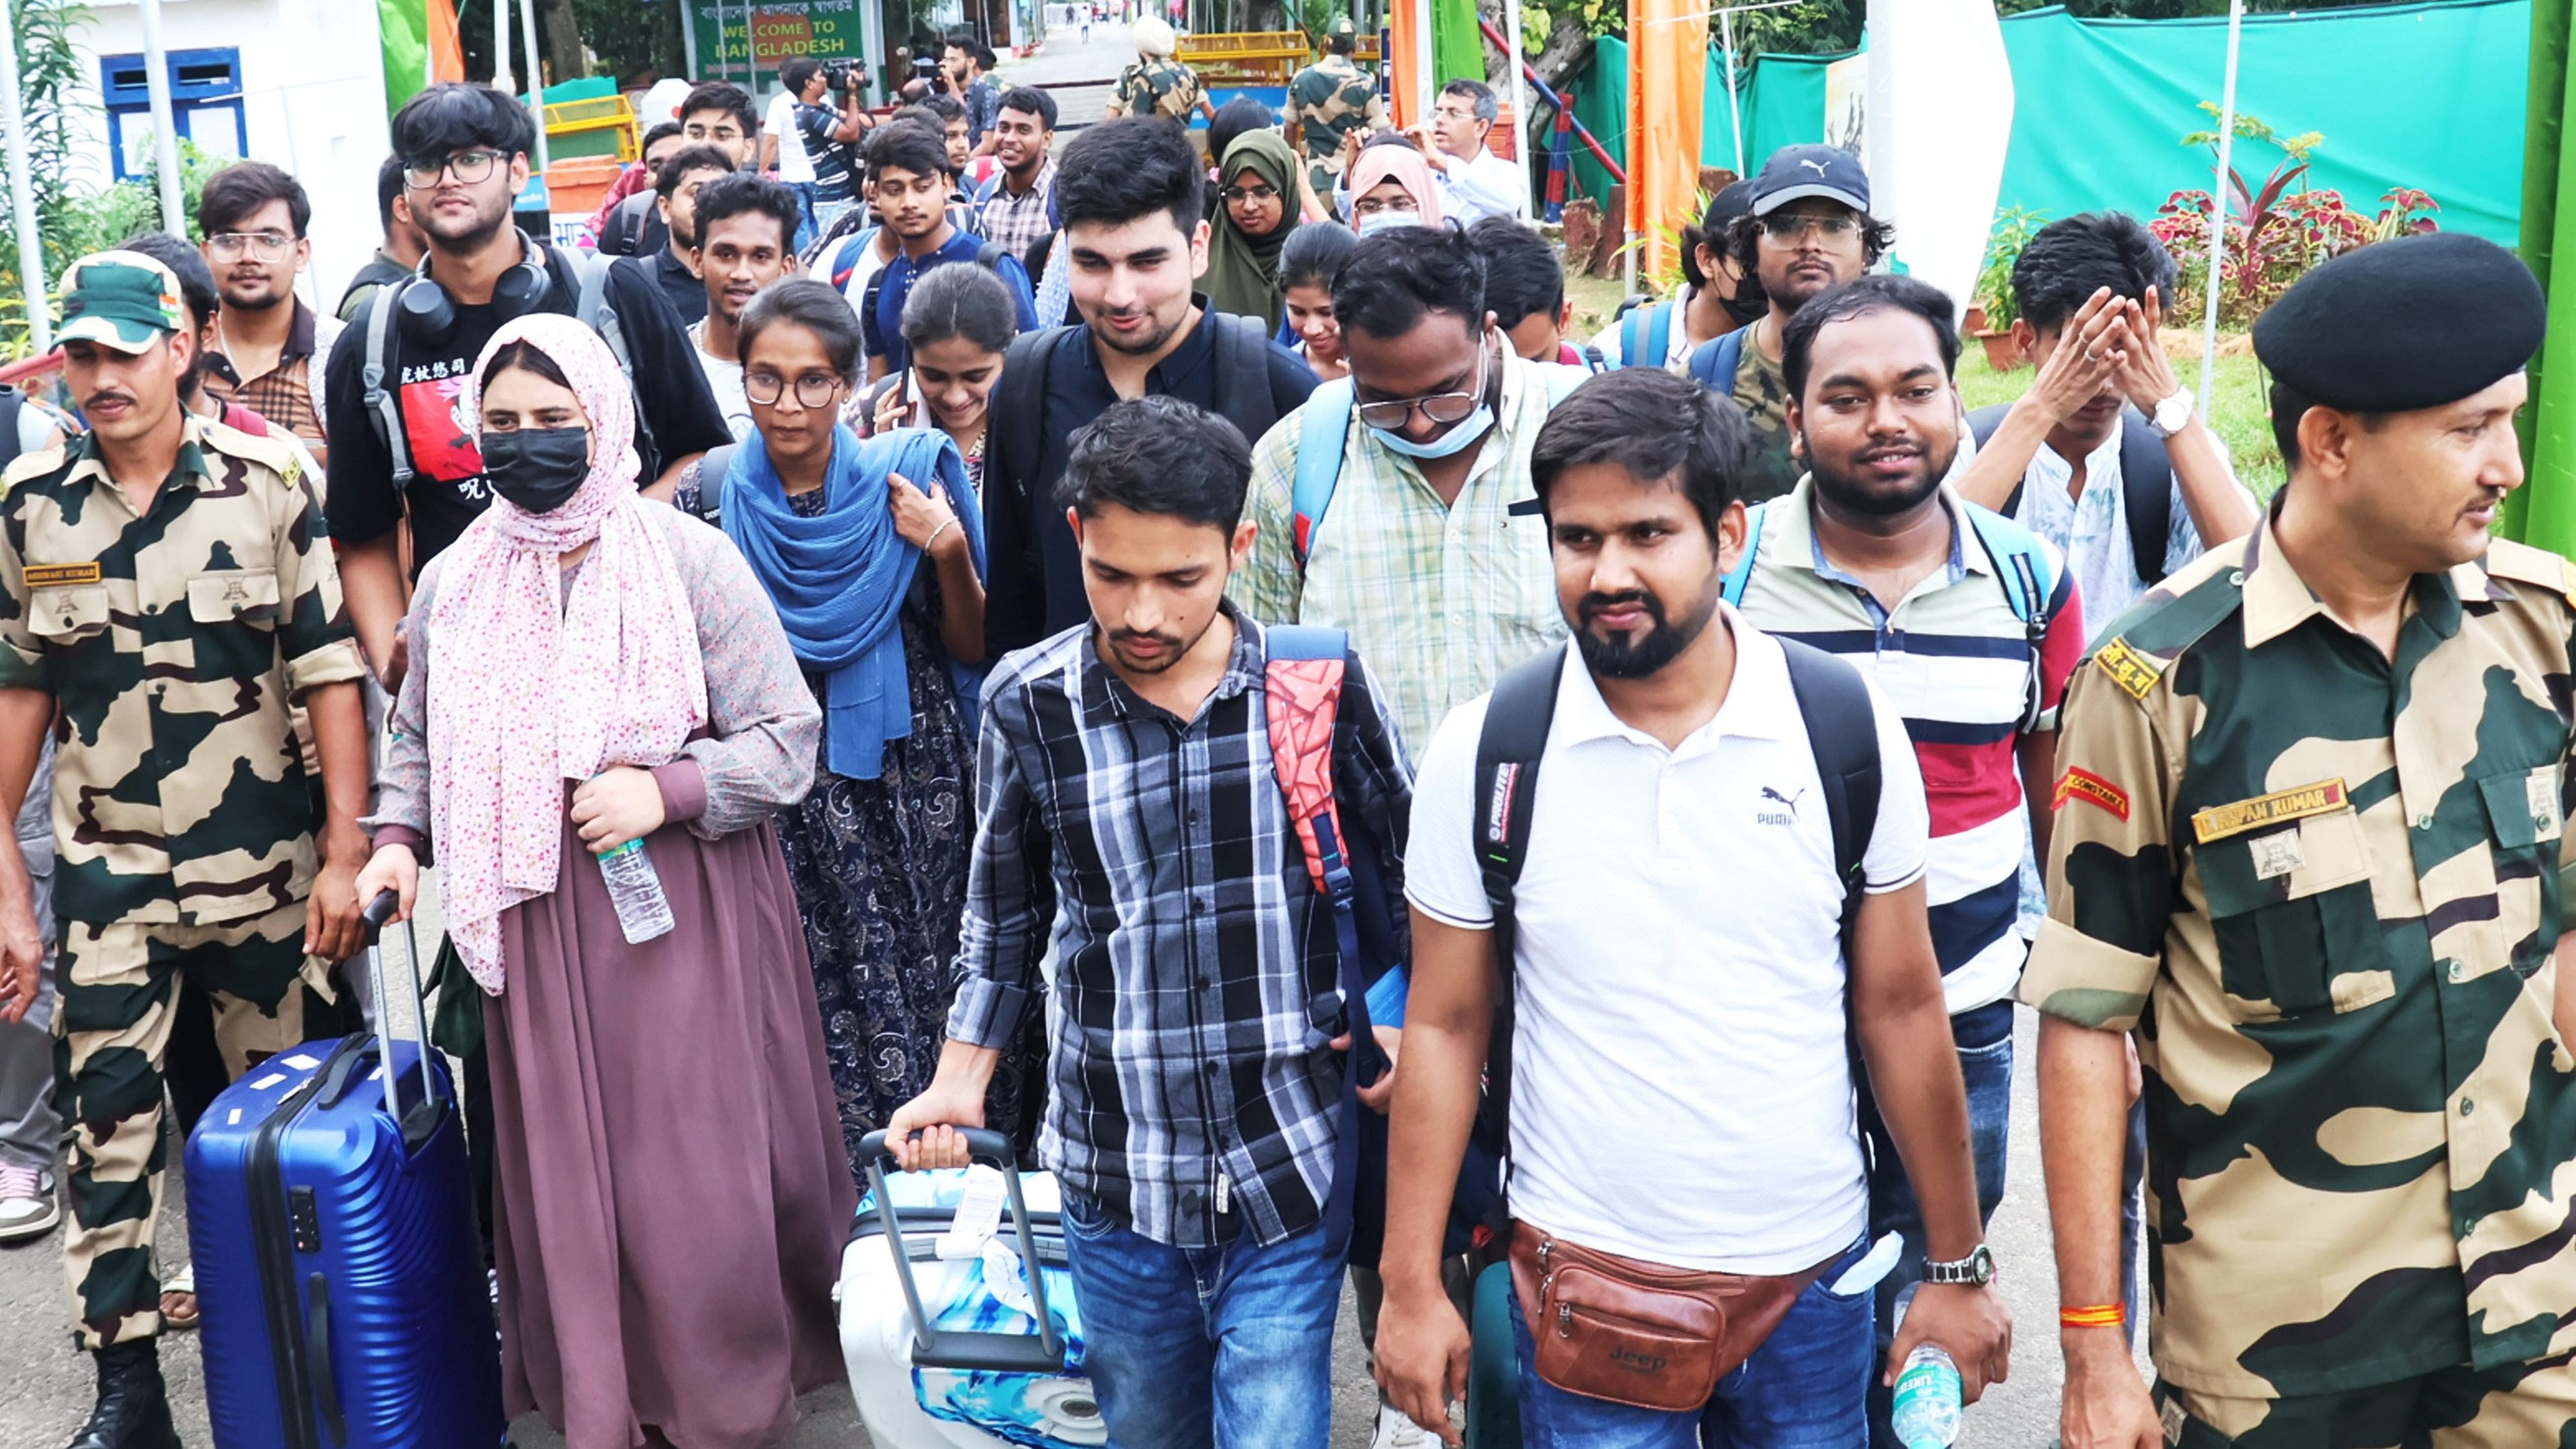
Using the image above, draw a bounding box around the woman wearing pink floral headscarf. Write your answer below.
[357,313,854,1449]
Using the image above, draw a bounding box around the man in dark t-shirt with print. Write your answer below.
[324,82,730,692]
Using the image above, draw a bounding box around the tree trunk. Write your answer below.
[540,0,587,83]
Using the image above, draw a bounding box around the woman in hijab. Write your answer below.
[355,314,852,1449]
[681,276,996,1176]
[1346,139,1447,233]
[1204,128,1302,323]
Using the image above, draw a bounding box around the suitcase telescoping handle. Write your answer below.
[342,889,444,1150]
[856,1128,1068,1376]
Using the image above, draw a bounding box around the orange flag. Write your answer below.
[1388,0,1425,129]
[1627,0,1705,280]
[427,0,467,84]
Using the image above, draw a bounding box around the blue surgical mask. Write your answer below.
[1356,209,1425,237]
[1368,403,1493,458]
[1363,335,1499,460]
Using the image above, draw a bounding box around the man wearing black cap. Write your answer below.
[1589,178,1766,371]
[1685,144,1890,504]
[2026,231,2576,1446]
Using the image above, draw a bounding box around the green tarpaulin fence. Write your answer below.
[2509,0,2573,550]
[1566,0,2529,244]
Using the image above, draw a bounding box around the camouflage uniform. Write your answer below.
[0,415,364,1349]
[1727,333,1801,506]
[1289,53,1386,198]
[2022,515,2576,1442]
[1113,58,1206,124]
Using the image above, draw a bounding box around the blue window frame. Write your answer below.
[100,47,247,181]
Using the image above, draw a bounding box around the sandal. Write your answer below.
[159,1264,200,1331]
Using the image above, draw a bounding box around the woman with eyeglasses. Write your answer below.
[679,276,993,1179]
[1345,139,1447,234]
[1204,129,1304,324]
[353,312,851,1449]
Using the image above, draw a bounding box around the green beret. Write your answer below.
[2253,231,2544,412]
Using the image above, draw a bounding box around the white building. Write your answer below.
[67,0,393,308]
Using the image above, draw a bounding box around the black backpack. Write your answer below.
[1462,637,1886,1243]
[0,386,27,473]
[1966,402,2175,587]
[985,314,1289,619]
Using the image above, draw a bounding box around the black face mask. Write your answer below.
[480,426,591,514]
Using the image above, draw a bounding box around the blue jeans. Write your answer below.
[784,180,818,253]
[1512,1236,1875,1448]
[1864,999,2013,1449]
[1059,1189,1341,1449]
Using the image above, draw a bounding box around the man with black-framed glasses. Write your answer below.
[198,161,342,465]
[1239,225,1567,757]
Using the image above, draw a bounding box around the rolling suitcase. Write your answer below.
[839,1128,1101,1448]
[185,891,506,1449]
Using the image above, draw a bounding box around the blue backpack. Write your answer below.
[1685,326,1750,396]
[1617,298,1677,370]
[1287,370,1587,571]
[1720,497,2063,734]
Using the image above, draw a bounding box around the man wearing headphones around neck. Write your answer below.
[322,82,732,694]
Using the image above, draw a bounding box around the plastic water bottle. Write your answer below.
[597,839,675,943]
[1889,1343,1963,1448]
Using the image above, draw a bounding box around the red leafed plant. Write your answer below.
[2150,105,2441,329]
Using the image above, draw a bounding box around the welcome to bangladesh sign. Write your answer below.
[691,0,865,82]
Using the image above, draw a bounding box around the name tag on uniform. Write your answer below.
[23,561,102,588]
[2530,770,2563,843]
[2192,779,2349,845]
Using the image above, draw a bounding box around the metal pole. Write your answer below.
[2198,0,2244,411]
[1505,0,1528,219]
[1621,0,1636,300]
[0,0,50,355]
[681,0,700,83]
[1720,9,1743,176]
[136,0,185,234]
[493,0,513,93]
[519,0,550,171]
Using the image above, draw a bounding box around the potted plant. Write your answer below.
[1971,206,2045,370]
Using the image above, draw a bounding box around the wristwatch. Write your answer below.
[1925,1244,1996,1288]
[2149,387,2196,438]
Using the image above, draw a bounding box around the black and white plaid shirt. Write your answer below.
[949,607,1412,1249]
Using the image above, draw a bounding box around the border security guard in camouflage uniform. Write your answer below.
[0,251,373,1449]
[1287,18,1386,204]
[1108,16,1219,127]
[2028,231,2576,1448]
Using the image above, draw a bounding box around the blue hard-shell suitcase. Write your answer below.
[185,893,505,1449]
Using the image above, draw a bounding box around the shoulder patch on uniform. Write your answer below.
[0,442,68,496]
[198,417,299,482]
[2191,778,2348,845]
[2093,637,2165,700]
[2054,766,2131,821]
[2479,537,2576,605]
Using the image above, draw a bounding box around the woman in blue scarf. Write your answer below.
[686,277,988,1179]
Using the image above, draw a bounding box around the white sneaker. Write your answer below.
[0,1160,58,1242]
[1372,1402,1431,1449]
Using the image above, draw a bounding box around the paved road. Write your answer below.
[990,21,1133,132]
[1,1000,2118,1448]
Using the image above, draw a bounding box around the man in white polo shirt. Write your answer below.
[760,63,818,249]
[1373,368,2011,1447]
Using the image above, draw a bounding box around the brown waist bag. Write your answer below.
[1506,1221,1832,1413]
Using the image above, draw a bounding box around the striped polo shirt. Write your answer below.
[1729,477,2085,1014]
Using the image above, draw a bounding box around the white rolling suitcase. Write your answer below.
[839,1129,1103,1448]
